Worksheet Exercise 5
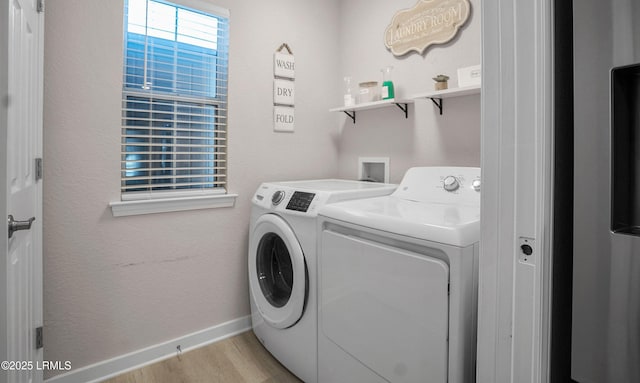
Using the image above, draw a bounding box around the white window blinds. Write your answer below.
[122,0,229,198]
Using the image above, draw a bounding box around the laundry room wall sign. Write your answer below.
[273,43,295,132]
[273,79,295,105]
[274,106,295,133]
[384,0,471,56]
[274,51,295,79]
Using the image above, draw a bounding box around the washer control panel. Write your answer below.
[271,190,286,205]
[442,176,460,192]
[254,185,320,215]
[393,167,481,205]
[253,180,396,217]
[471,179,481,192]
[438,173,481,195]
[285,191,316,212]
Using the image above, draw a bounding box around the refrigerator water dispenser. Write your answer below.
[611,63,640,235]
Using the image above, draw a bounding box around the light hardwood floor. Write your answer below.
[102,331,303,383]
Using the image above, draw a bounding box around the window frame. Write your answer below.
[110,0,236,217]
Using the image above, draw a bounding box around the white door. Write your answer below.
[1,0,44,382]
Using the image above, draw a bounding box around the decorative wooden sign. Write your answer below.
[274,52,295,79]
[274,106,295,132]
[273,43,295,132]
[384,0,471,56]
[273,79,295,106]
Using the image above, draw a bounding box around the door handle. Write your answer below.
[8,215,35,239]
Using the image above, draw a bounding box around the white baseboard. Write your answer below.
[45,316,251,383]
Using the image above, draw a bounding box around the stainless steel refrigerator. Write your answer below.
[569,0,640,382]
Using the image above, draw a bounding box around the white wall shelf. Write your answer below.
[409,84,481,115]
[329,98,413,124]
[329,84,480,122]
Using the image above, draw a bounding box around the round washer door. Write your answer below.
[249,214,307,329]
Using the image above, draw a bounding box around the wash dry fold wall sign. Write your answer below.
[273,44,295,132]
[384,0,471,56]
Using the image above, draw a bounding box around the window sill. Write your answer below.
[109,193,238,217]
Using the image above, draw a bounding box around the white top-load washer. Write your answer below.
[248,179,397,383]
[317,167,481,383]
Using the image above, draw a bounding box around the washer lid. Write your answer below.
[248,214,307,329]
[320,196,480,247]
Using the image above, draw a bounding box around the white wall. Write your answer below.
[335,0,481,183]
[43,0,340,376]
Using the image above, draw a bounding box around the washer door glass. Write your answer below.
[249,214,307,329]
[257,233,294,308]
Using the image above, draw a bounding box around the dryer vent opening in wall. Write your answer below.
[358,157,389,183]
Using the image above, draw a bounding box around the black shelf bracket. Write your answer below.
[343,110,356,123]
[395,103,409,118]
[430,97,443,115]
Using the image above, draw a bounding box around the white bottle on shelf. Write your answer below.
[343,76,355,107]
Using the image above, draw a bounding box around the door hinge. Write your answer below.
[36,326,43,349]
[37,0,45,13]
[35,158,43,181]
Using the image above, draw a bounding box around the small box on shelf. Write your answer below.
[457,65,481,88]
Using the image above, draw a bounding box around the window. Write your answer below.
[121,0,229,200]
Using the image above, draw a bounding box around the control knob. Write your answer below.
[272,190,285,205]
[443,176,460,192]
[472,179,481,192]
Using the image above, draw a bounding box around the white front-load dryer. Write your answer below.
[248,179,397,383]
